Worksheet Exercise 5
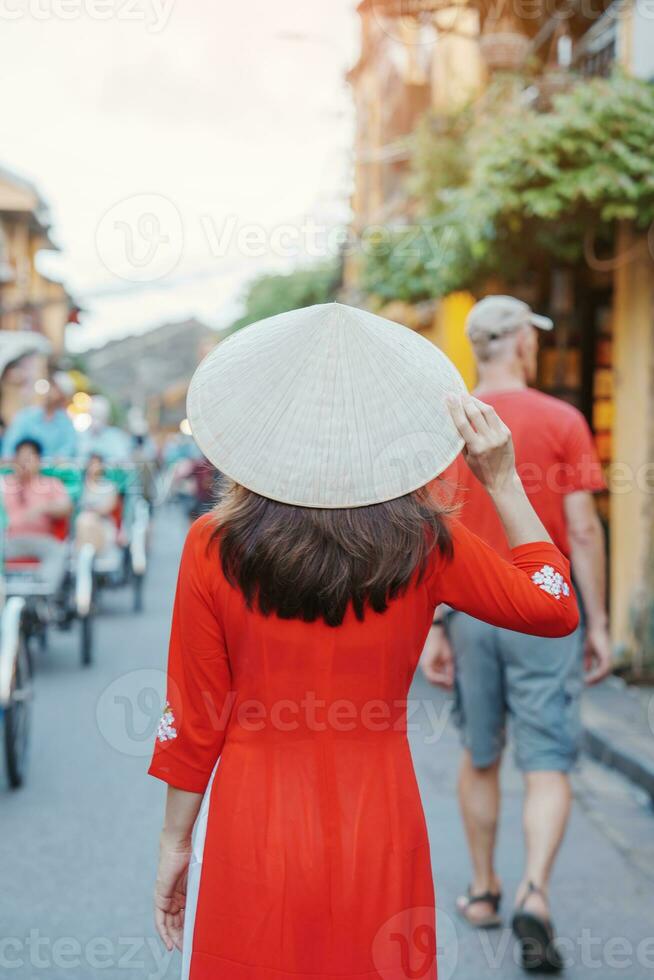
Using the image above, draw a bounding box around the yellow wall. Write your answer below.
[435,292,477,390]
[610,225,654,654]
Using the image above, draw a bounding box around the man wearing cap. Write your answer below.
[2,371,78,460]
[423,295,610,970]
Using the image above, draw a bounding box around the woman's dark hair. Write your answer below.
[210,481,454,627]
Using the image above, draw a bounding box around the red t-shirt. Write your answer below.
[438,388,606,559]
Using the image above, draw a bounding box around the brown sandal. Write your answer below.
[456,887,503,928]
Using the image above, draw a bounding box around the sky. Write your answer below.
[0,0,359,350]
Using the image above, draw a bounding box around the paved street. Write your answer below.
[410,679,654,979]
[2,507,654,980]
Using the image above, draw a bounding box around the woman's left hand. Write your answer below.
[154,835,192,952]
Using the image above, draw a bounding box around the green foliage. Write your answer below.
[409,106,473,215]
[363,73,654,303]
[229,261,341,333]
[360,219,476,302]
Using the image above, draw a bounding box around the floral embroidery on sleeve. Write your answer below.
[531,565,571,600]
[156,702,177,742]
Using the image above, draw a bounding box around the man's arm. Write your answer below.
[33,483,73,520]
[41,496,73,518]
[564,490,612,684]
[421,603,455,689]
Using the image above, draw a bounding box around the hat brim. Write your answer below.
[530,313,554,331]
[192,431,465,510]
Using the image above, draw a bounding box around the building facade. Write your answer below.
[0,165,74,354]
[346,0,654,662]
[0,164,78,426]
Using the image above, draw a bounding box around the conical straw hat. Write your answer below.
[187,303,466,508]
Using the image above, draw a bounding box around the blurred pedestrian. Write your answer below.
[2,371,77,460]
[131,433,159,510]
[2,437,72,592]
[147,304,579,979]
[422,295,610,972]
[75,452,119,554]
[77,395,131,463]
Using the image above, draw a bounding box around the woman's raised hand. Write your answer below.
[447,394,517,496]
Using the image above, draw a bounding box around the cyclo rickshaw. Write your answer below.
[0,550,32,789]
[1,463,96,667]
[0,329,52,787]
[1,460,150,668]
[90,463,150,614]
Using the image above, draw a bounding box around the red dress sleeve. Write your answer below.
[427,520,579,637]
[148,517,233,793]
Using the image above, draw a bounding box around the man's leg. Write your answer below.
[448,614,506,923]
[37,537,68,594]
[518,771,572,917]
[503,627,583,919]
[76,511,103,552]
[458,750,502,913]
[5,534,68,593]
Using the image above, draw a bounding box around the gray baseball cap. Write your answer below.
[465,295,553,341]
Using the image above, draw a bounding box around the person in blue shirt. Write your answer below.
[77,395,132,463]
[3,372,77,460]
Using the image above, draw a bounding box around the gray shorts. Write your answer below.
[448,612,584,773]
